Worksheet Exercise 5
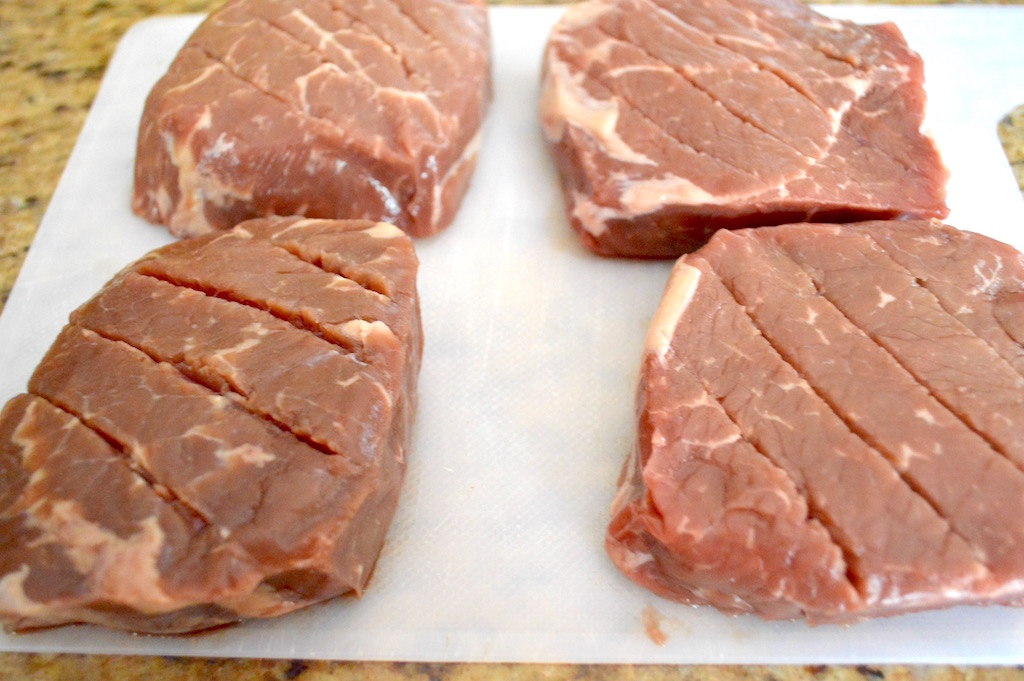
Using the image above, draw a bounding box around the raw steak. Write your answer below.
[0,217,421,633]
[607,219,1024,623]
[133,0,491,238]
[540,0,949,258]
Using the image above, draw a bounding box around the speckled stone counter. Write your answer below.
[2,1,1024,679]
[1000,104,1024,190]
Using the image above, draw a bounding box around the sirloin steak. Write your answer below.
[133,0,491,238]
[0,217,421,633]
[608,220,1024,623]
[540,0,949,258]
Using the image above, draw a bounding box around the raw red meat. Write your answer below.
[0,217,421,633]
[541,0,949,258]
[133,0,491,238]
[608,220,1024,622]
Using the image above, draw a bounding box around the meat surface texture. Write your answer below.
[607,219,1024,623]
[133,0,491,238]
[0,217,422,633]
[540,0,949,258]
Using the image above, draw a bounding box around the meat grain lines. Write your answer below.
[540,0,949,258]
[0,217,421,634]
[133,0,491,238]
[610,220,1024,623]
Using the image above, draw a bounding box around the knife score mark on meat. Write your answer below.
[0,216,422,634]
[133,0,492,238]
[539,0,949,258]
[608,220,1024,623]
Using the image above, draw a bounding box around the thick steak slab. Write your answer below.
[540,0,949,258]
[608,220,1024,623]
[0,217,421,633]
[133,0,491,238]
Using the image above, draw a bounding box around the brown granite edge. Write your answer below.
[1,656,1023,681]
[999,104,1024,192]
[2,1,1024,679]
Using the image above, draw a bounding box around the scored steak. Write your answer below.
[608,220,1024,623]
[540,0,949,258]
[133,0,491,238]
[0,217,421,633]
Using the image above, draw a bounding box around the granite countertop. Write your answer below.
[2,1,1024,679]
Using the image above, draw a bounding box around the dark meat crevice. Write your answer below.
[257,5,413,84]
[134,230,394,360]
[648,0,920,180]
[266,234,397,300]
[23,396,214,535]
[994,305,1024,351]
[135,270,374,359]
[861,231,1024,382]
[705,260,997,571]
[647,0,921,186]
[716,0,874,73]
[321,0,425,84]
[244,10,443,144]
[718,0,923,181]
[378,0,446,52]
[73,317,350,464]
[678,365,865,596]
[651,0,853,109]
[585,29,780,180]
[638,431,862,609]
[552,40,763,185]
[27,373,216,528]
[254,14,363,75]
[639,0,836,125]
[188,45,340,138]
[590,22,823,168]
[256,228,395,303]
[775,244,1024,478]
[663,252,994,602]
[252,15,385,91]
[3,222,419,633]
[187,44,404,169]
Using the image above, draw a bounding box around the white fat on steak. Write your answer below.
[0,217,422,634]
[133,0,492,238]
[609,219,1024,623]
[540,0,949,258]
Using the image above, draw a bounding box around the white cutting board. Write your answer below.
[1,5,1024,664]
